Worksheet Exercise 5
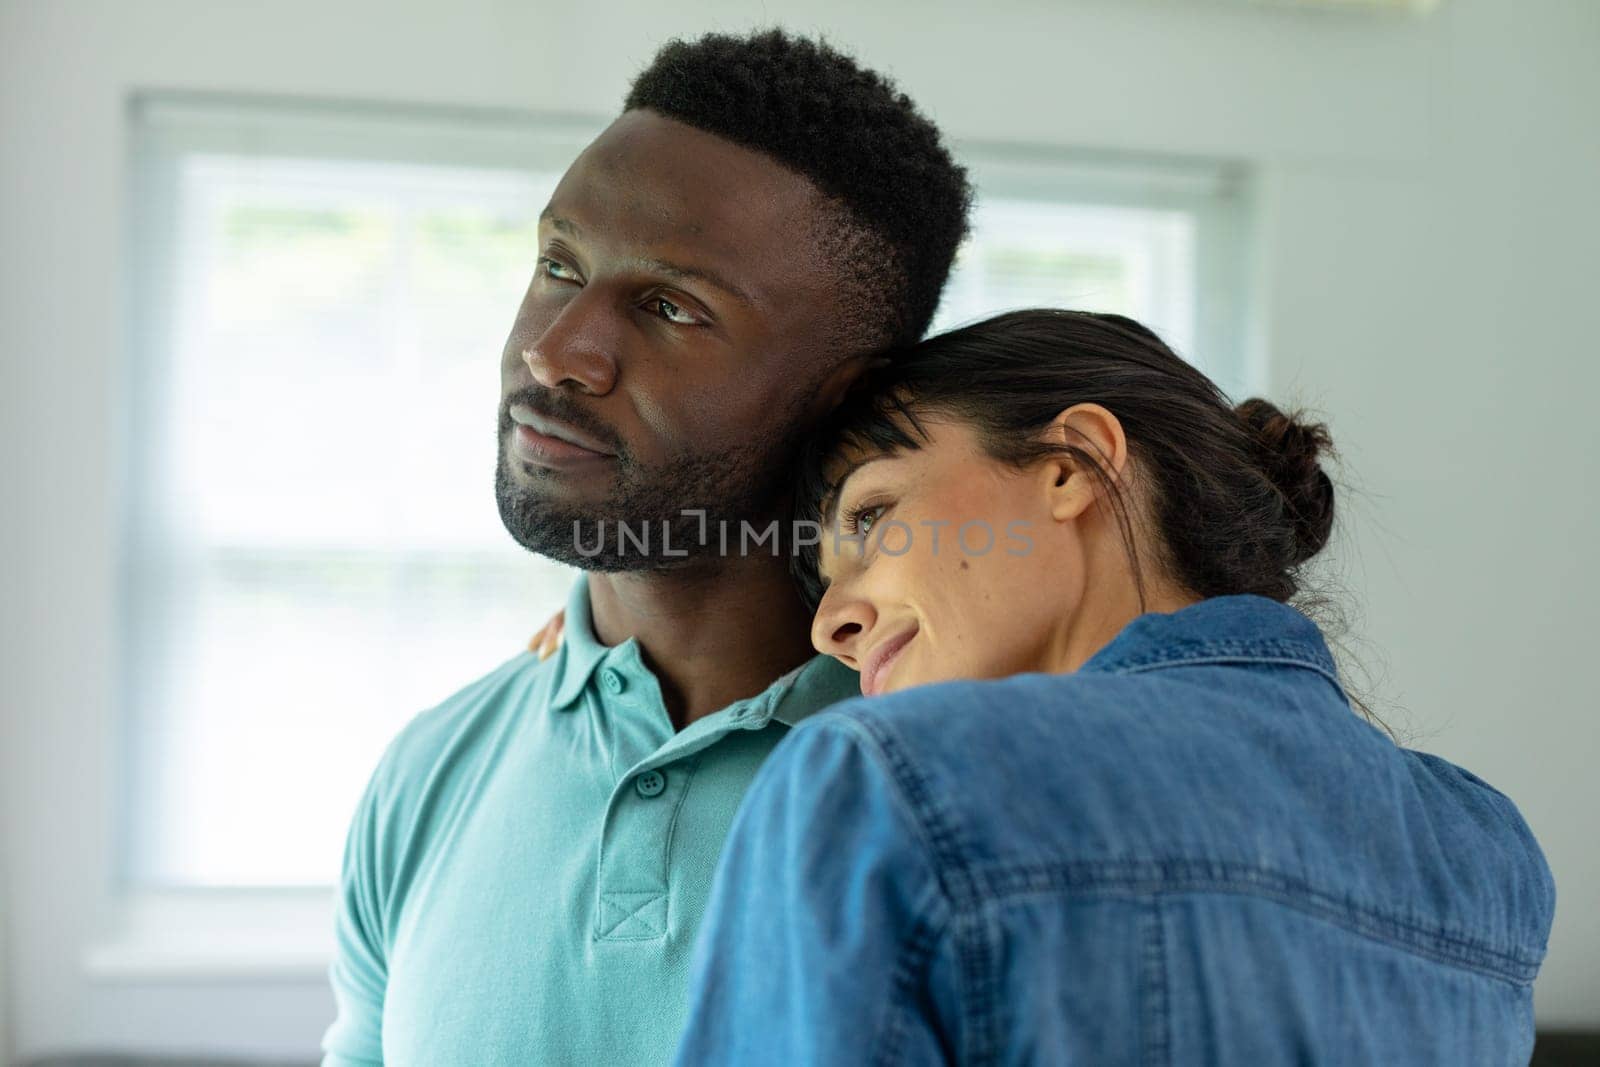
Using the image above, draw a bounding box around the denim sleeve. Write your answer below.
[320,763,389,1067]
[672,713,953,1066]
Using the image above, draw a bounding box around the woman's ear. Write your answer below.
[1041,403,1129,522]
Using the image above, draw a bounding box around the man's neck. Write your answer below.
[586,556,818,731]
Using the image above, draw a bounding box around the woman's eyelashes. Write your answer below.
[841,498,890,538]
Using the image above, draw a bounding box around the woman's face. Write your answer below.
[811,414,1092,697]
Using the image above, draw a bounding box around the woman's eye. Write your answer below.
[847,502,886,537]
[654,297,699,325]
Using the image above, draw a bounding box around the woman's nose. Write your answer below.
[810,585,876,668]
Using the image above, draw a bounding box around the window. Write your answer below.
[936,146,1255,398]
[121,97,1253,892]
[122,99,604,889]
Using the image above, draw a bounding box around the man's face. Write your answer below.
[496,109,861,570]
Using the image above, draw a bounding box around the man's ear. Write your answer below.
[1041,403,1129,522]
[802,351,888,422]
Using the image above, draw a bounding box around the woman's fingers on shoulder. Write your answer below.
[531,608,566,659]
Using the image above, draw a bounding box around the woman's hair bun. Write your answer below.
[1233,398,1336,566]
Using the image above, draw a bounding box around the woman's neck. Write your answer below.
[1044,568,1200,676]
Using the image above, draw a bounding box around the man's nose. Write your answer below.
[810,584,876,669]
[521,289,620,395]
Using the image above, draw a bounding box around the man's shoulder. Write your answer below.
[333,647,559,958]
[366,647,551,803]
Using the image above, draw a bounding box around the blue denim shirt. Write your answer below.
[673,595,1556,1065]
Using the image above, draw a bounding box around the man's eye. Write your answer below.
[538,256,578,282]
[653,297,699,325]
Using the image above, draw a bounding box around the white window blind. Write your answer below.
[122,97,1253,889]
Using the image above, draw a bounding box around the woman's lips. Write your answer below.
[861,628,917,696]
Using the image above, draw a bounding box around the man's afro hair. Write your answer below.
[624,28,973,348]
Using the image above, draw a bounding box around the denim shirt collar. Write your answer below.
[1078,594,1346,696]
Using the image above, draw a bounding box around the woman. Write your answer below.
[533,309,1555,1065]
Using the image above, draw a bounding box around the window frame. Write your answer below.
[107,92,609,978]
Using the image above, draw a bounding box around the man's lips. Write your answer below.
[861,627,917,697]
[507,403,615,465]
[511,423,613,465]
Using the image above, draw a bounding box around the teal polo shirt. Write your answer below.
[320,571,860,1066]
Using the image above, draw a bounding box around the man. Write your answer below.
[319,28,972,1066]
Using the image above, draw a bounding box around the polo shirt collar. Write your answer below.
[763,653,860,728]
[547,571,861,722]
[549,571,616,712]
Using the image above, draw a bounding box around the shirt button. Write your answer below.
[635,770,667,798]
[600,669,625,695]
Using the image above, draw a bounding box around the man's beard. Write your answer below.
[494,403,814,572]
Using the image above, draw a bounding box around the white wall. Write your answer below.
[3,0,1597,1058]
[1,855,11,1066]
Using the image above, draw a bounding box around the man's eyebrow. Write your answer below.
[635,256,756,308]
[537,209,755,308]
[539,208,579,238]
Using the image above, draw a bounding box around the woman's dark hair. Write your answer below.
[792,308,1337,616]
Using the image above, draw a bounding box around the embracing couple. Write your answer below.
[321,28,1554,1067]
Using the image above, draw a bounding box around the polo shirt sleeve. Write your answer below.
[672,711,954,1065]
[320,760,390,1067]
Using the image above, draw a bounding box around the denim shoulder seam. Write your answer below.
[868,905,951,1067]
[832,712,1004,1062]
[968,858,1543,985]
[831,711,977,909]
[946,902,1008,1065]
[1141,899,1172,1067]
[817,713,964,1066]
